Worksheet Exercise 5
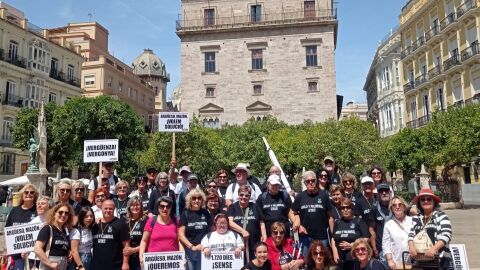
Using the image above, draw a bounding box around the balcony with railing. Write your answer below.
[443,54,461,71]
[417,115,430,127]
[461,41,479,62]
[428,65,442,80]
[0,49,27,69]
[401,45,414,59]
[457,0,477,18]
[425,25,440,42]
[66,76,81,87]
[2,94,24,108]
[403,81,415,93]
[449,100,465,109]
[176,8,337,32]
[0,135,13,147]
[414,73,428,87]
[440,12,457,31]
[413,36,426,50]
[406,118,418,128]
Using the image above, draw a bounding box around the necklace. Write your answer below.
[129,218,140,235]
[100,220,110,235]
[363,195,374,208]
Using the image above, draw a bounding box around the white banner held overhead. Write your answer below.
[201,251,243,270]
[448,244,469,270]
[158,112,189,132]
[4,223,42,254]
[83,139,119,163]
[143,251,185,270]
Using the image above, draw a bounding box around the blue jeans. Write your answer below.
[13,258,24,270]
[299,236,329,258]
[67,252,92,270]
[185,248,201,270]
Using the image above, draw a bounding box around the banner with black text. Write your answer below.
[158,112,189,132]
[143,251,185,270]
[83,139,119,163]
[4,223,42,254]
[201,251,243,270]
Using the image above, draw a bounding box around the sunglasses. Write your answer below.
[304,179,316,184]
[57,210,70,216]
[118,186,128,190]
[238,193,251,198]
[392,203,404,208]
[74,188,84,193]
[313,251,325,257]
[344,180,354,184]
[59,189,71,193]
[354,247,367,254]
[371,172,382,175]
[23,191,35,195]
[379,189,390,194]
[192,196,203,201]
[421,197,433,202]
[340,206,351,210]
[96,194,106,198]
[319,174,328,178]
[159,204,171,210]
[218,175,227,179]
[272,230,284,236]
[208,185,217,188]
[324,160,334,165]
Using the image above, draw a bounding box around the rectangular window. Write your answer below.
[251,49,263,70]
[253,85,263,95]
[204,52,216,73]
[84,75,95,86]
[8,41,18,61]
[0,153,15,175]
[204,9,215,26]
[206,87,215,97]
[2,117,14,144]
[67,64,75,81]
[48,92,57,104]
[6,80,16,102]
[251,5,262,22]
[28,42,51,73]
[437,88,445,110]
[410,100,417,121]
[304,1,316,18]
[25,84,45,108]
[423,94,430,118]
[50,58,59,77]
[306,46,318,67]
[308,81,318,92]
[398,103,404,128]
[118,82,123,92]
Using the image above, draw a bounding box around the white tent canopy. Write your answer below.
[0,175,30,186]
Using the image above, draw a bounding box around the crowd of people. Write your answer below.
[3,157,453,270]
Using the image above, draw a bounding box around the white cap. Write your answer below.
[361,176,374,184]
[268,174,282,185]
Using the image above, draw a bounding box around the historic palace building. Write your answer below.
[176,0,338,126]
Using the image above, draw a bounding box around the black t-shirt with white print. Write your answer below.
[5,205,36,226]
[128,217,147,268]
[113,197,128,220]
[92,217,130,270]
[36,225,70,257]
[256,191,292,234]
[292,190,332,240]
[333,217,369,261]
[227,202,264,239]
[179,209,212,245]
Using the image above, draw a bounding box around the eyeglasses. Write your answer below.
[340,206,351,210]
[59,189,71,193]
[218,175,227,179]
[313,251,325,257]
[159,204,171,210]
[23,191,35,196]
[118,186,128,190]
[96,194,106,198]
[57,210,70,216]
[304,179,316,184]
[238,193,251,198]
[392,203,404,208]
[272,230,284,236]
[192,196,203,201]
[324,160,334,165]
[354,247,367,254]
[208,185,217,188]
[74,188,84,193]
[344,180,354,184]
[371,172,382,175]
[421,197,433,202]
[379,189,390,194]
[319,174,328,179]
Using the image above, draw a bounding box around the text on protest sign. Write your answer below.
[201,251,243,270]
[448,244,469,270]
[83,139,119,163]
[143,251,185,270]
[4,223,42,254]
[158,112,189,132]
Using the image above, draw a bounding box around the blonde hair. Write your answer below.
[115,180,129,192]
[56,180,71,201]
[19,184,39,206]
[303,171,317,182]
[389,196,408,211]
[350,238,373,259]
[185,189,206,210]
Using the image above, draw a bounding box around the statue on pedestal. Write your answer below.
[27,136,39,172]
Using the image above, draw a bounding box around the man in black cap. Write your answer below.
[368,183,392,262]
[324,156,341,186]
[146,167,158,194]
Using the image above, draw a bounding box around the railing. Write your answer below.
[67,77,81,87]
[1,52,27,69]
[414,36,425,49]
[0,136,12,147]
[440,12,456,30]
[457,0,477,18]
[465,93,480,105]
[430,176,460,202]
[176,8,337,31]
[428,65,442,79]
[417,115,430,127]
[2,94,24,108]
[443,54,461,71]
[414,73,428,87]
[406,118,418,128]
[425,25,440,42]
[27,22,43,37]
[85,56,100,62]
[50,70,65,81]
[49,70,80,87]
[403,81,415,93]
[401,45,413,59]
[461,41,479,61]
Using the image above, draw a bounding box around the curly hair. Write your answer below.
[19,184,39,206]
[305,240,333,268]
[350,238,373,260]
[46,203,74,230]
[185,189,206,210]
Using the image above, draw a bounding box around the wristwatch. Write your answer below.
[76,265,84,270]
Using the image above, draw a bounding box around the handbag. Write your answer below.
[37,225,53,270]
[412,216,433,260]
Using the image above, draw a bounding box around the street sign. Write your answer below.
[83,139,119,163]
[158,112,189,132]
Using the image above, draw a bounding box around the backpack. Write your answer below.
[92,175,119,190]
[261,190,289,204]
[150,215,176,229]
[231,181,257,197]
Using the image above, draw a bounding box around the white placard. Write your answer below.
[448,244,469,270]
[201,251,243,270]
[158,112,189,132]
[143,251,185,270]
[83,139,119,163]
[4,223,42,254]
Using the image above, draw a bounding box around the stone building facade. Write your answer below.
[0,2,84,179]
[340,101,368,121]
[176,0,338,126]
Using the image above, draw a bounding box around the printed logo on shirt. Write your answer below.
[187,221,208,230]
[264,203,284,211]
[300,204,324,213]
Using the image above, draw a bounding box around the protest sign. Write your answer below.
[4,223,42,254]
[158,112,189,132]
[201,251,243,270]
[83,139,119,163]
[143,251,185,270]
[448,244,469,270]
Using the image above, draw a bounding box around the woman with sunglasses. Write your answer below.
[113,180,130,219]
[201,214,243,257]
[350,238,387,270]
[122,197,147,270]
[91,188,106,220]
[369,167,393,196]
[206,193,224,216]
[179,189,212,270]
[305,240,334,270]
[5,184,38,270]
[408,188,452,269]
[316,168,330,194]
[242,242,272,270]
[140,196,180,269]
[69,206,95,270]
[216,169,229,199]
[34,203,74,270]
[71,181,91,215]
[56,181,74,206]
[331,198,369,270]
[340,173,361,204]
[227,185,267,261]
[265,222,303,270]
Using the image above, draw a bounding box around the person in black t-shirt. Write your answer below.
[324,156,342,186]
[113,181,130,219]
[292,171,333,257]
[71,180,92,216]
[242,242,273,270]
[331,198,369,270]
[351,238,388,270]
[55,181,75,207]
[128,175,150,212]
[368,183,392,262]
[206,193,224,216]
[355,176,377,220]
[216,169,229,200]
[148,172,176,217]
[34,203,74,270]
[256,175,295,238]
[5,184,38,270]
[329,185,344,221]
[178,189,212,270]
[123,196,147,270]
[317,168,331,195]
[91,200,130,270]
[341,173,362,204]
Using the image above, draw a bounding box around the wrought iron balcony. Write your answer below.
[401,45,413,59]
[176,8,337,32]
[417,115,430,127]
[440,12,457,30]
[428,65,442,80]
[67,76,81,87]
[414,36,425,49]
[457,0,477,18]
[403,81,415,93]
[0,135,13,147]
[414,73,428,87]
[461,41,479,62]
[443,54,461,71]
[406,118,418,128]
[425,25,440,42]
[465,93,480,105]
[1,53,27,69]
[449,100,465,109]
[2,94,24,108]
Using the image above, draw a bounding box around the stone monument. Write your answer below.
[418,164,431,189]
[26,100,49,194]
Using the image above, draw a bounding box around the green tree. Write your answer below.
[383,127,426,176]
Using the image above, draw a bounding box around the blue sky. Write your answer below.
[8,0,405,105]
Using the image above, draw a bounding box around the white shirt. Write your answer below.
[70,227,93,254]
[225,182,262,203]
[91,205,103,220]
[382,216,413,265]
[200,230,244,252]
[28,216,46,260]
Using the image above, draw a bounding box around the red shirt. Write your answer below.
[265,237,303,270]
